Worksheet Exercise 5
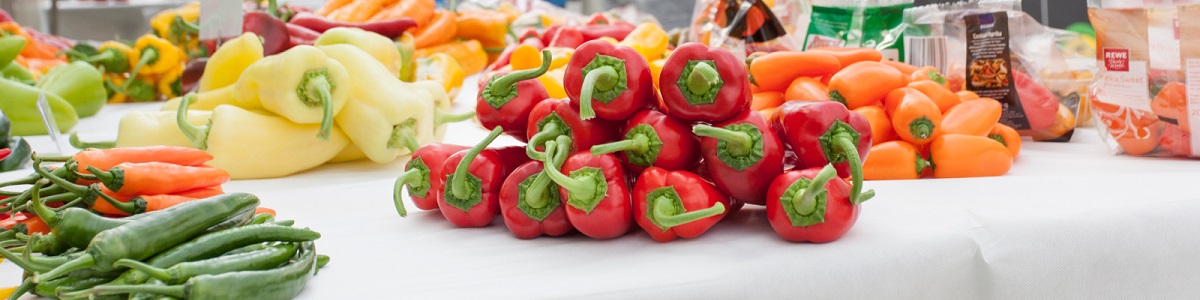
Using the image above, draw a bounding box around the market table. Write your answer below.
[2,77,1199,299]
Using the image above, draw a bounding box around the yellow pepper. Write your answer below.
[175,94,350,179]
[234,45,352,140]
[598,37,619,44]
[315,27,404,79]
[198,33,263,92]
[104,73,128,104]
[161,85,237,112]
[396,32,417,82]
[320,44,461,163]
[328,144,368,163]
[149,8,180,38]
[127,35,185,77]
[509,45,569,98]
[157,66,183,99]
[618,22,669,63]
[455,10,509,47]
[90,41,134,74]
[415,53,465,100]
[416,40,488,75]
[650,58,666,89]
[70,110,214,149]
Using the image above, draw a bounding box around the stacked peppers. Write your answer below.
[394,41,879,243]
[0,148,327,298]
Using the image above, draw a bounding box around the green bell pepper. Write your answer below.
[0,137,31,172]
[36,61,107,117]
[0,36,25,69]
[1,63,34,85]
[0,77,79,136]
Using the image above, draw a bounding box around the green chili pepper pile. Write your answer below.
[0,150,328,299]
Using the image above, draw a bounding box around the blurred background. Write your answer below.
[1,0,1088,41]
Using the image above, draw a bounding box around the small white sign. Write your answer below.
[200,0,244,40]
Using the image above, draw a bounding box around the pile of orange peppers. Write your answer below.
[746,47,1021,180]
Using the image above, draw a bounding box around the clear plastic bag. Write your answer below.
[688,0,810,56]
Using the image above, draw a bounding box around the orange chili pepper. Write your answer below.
[21,216,50,235]
[255,207,278,216]
[411,10,457,48]
[988,123,1021,159]
[909,66,949,87]
[748,51,841,92]
[455,10,510,47]
[863,140,931,180]
[908,80,960,113]
[956,90,980,101]
[881,59,920,76]
[330,0,396,22]
[784,77,829,101]
[1093,100,1160,156]
[370,0,436,25]
[751,91,786,111]
[416,39,488,75]
[1031,103,1078,142]
[828,61,909,109]
[939,98,1002,136]
[807,47,883,69]
[853,105,897,145]
[930,134,1013,178]
[317,0,352,15]
[73,146,213,174]
[173,185,224,198]
[1150,82,1186,129]
[887,87,942,145]
[95,185,224,215]
[86,162,230,197]
[0,212,30,230]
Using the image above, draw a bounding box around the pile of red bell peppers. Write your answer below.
[394,40,877,243]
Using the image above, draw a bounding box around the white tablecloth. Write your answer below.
[3,78,1200,299]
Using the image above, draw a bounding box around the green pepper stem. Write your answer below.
[449,127,504,200]
[436,109,476,125]
[578,65,618,120]
[542,136,599,203]
[301,72,336,140]
[488,50,552,97]
[172,15,201,34]
[831,135,873,204]
[794,165,837,215]
[33,155,70,162]
[112,259,173,282]
[908,117,935,140]
[51,196,88,212]
[0,171,45,189]
[274,219,295,226]
[28,179,58,226]
[34,254,94,283]
[590,134,649,156]
[63,284,186,299]
[7,278,32,300]
[267,0,280,18]
[915,155,932,176]
[523,140,563,209]
[95,188,138,215]
[389,121,422,153]
[175,93,211,150]
[122,48,158,89]
[80,51,114,64]
[693,125,751,156]
[69,133,116,150]
[652,197,726,229]
[85,165,124,191]
[686,62,720,95]
[392,169,420,217]
[0,243,51,273]
[31,156,95,199]
[525,122,561,161]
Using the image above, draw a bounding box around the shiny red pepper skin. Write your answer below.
[525,99,621,154]
[551,152,632,239]
[771,101,872,178]
[578,23,635,41]
[543,25,584,49]
[697,110,784,205]
[288,12,417,38]
[765,166,858,243]
[437,130,524,227]
[243,11,291,55]
[285,23,320,47]
[499,160,572,239]
[659,43,751,122]
[633,167,730,242]
[491,145,532,175]
[564,40,654,120]
[590,110,699,173]
[401,144,470,211]
[477,51,553,142]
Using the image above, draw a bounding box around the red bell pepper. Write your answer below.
[524,98,621,161]
[492,145,532,175]
[477,50,553,142]
[772,101,875,204]
[543,25,584,49]
[659,43,751,122]
[765,165,861,243]
[438,128,516,227]
[288,12,417,38]
[693,110,783,205]
[543,136,632,239]
[564,40,654,120]
[499,139,573,239]
[633,167,729,242]
[580,13,635,41]
[591,110,700,172]
[393,143,470,216]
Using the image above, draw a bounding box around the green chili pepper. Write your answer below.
[34,193,260,282]
[115,243,299,284]
[0,78,79,136]
[36,61,108,117]
[31,276,114,299]
[26,179,141,249]
[0,36,24,69]
[0,138,31,172]
[69,242,319,300]
[203,209,256,233]
[106,223,320,286]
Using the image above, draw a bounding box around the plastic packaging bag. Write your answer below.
[1088,0,1200,157]
[688,0,809,56]
[904,0,1091,141]
[803,0,912,61]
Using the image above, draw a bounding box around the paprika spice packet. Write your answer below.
[1087,0,1200,157]
[903,0,1090,141]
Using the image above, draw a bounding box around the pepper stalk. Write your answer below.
[782,164,838,227]
[820,121,875,204]
[444,127,504,211]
